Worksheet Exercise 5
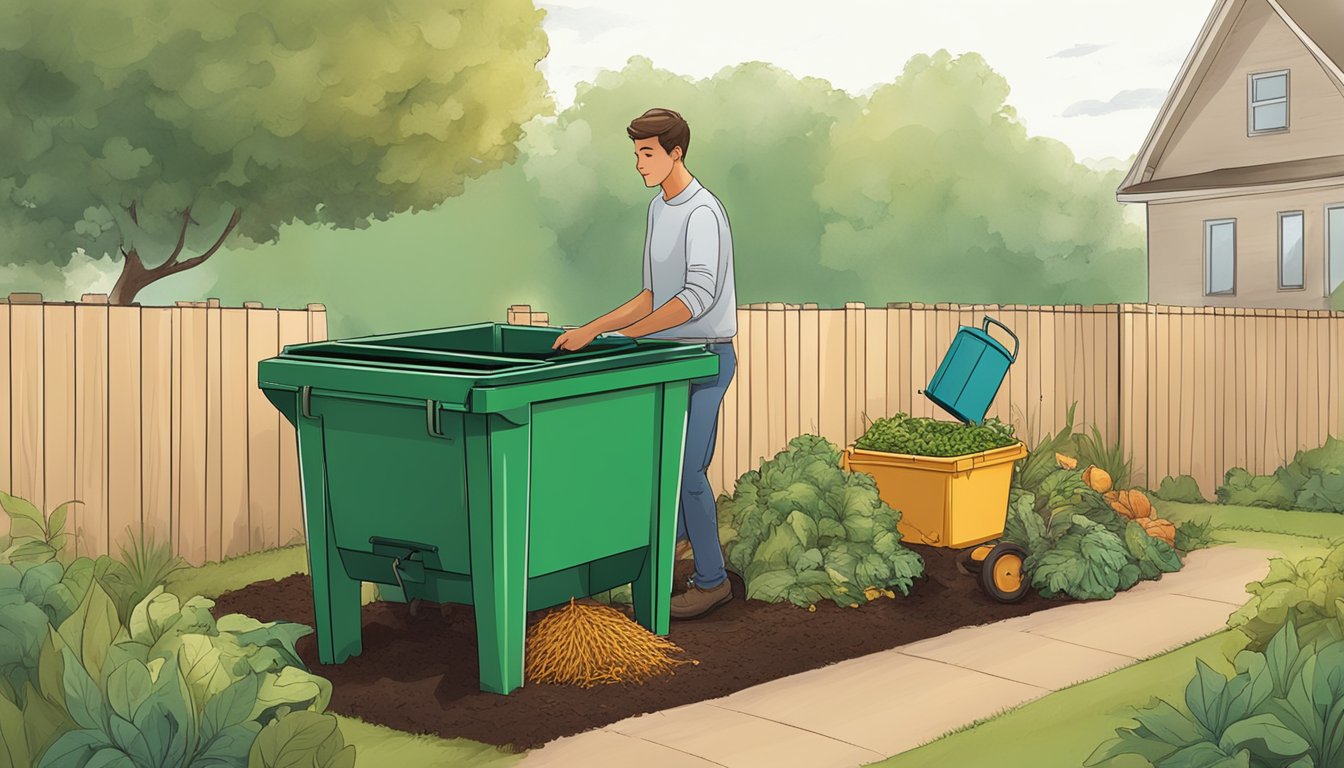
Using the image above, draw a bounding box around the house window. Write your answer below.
[1205,219,1236,295]
[1279,211,1304,289]
[1329,205,1344,298]
[1249,70,1289,133]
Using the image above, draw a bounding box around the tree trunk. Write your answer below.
[106,208,242,305]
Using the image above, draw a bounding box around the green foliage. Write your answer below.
[1015,403,1081,496]
[0,568,341,767]
[0,0,552,302]
[249,710,355,768]
[1173,519,1219,554]
[181,54,1144,338]
[1216,437,1344,513]
[854,413,1017,457]
[1004,470,1183,600]
[1229,544,1344,653]
[1074,425,1134,490]
[717,435,924,608]
[1086,621,1344,768]
[113,526,188,627]
[1154,475,1210,504]
[0,490,77,564]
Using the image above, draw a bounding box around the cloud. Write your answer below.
[538,4,633,36]
[1063,88,1167,117]
[1050,43,1106,58]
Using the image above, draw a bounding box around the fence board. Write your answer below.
[0,301,8,532]
[107,306,142,554]
[141,309,173,548]
[73,302,107,559]
[204,303,223,562]
[177,305,208,566]
[278,310,308,547]
[817,310,845,448]
[247,307,281,553]
[800,305,819,435]
[221,309,250,556]
[766,304,786,458]
[784,304,800,445]
[44,305,76,541]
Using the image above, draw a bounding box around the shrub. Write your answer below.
[1014,403,1081,495]
[1086,621,1343,768]
[1073,425,1134,491]
[1152,475,1209,504]
[1215,436,1344,512]
[1227,543,1344,653]
[717,435,925,608]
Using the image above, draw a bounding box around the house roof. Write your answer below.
[1119,154,1344,198]
[1117,0,1344,200]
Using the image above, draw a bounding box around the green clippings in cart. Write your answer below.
[257,322,719,694]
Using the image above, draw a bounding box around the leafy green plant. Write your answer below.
[1014,403,1081,495]
[1086,620,1343,768]
[0,490,78,565]
[0,575,346,767]
[249,710,355,768]
[1003,470,1183,600]
[1172,519,1219,553]
[717,434,925,608]
[854,412,1017,457]
[1153,475,1209,504]
[1228,544,1344,653]
[1074,425,1134,490]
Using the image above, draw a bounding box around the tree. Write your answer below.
[0,0,552,304]
[814,50,1146,304]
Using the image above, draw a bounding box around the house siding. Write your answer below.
[1148,184,1344,307]
[1154,0,1344,180]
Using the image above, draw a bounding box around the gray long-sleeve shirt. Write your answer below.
[641,178,737,342]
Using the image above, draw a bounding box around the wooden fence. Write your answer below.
[511,302,1344,500]
[0,293,327,565]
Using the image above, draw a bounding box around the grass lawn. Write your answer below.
[866,500,1344,768]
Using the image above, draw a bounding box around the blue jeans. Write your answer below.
[676,342,736,589]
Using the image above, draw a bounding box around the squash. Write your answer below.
[1105,489,1153,520]
[1083,466,1113,494]
[1055,453,1078,470]
[1139,517,1177,546]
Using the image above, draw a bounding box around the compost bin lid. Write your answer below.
[257,322,719,409]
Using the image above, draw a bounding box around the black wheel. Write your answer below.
[978,542,1030,603]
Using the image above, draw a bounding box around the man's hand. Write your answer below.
[552,325,599,351]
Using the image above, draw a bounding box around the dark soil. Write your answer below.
[211,545,1063,752]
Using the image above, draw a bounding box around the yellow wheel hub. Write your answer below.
[992,554,1024,592]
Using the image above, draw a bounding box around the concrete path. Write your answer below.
[518,546,1274,768]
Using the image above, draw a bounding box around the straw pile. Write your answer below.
[525,598,699,687]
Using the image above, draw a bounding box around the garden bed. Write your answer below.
[211,543,1064,752]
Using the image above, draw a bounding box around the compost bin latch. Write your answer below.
[390,557,425,617]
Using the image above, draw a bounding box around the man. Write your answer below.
[552,107,737,620]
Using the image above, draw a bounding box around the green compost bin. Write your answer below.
[256,322,718,695]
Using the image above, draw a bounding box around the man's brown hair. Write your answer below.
[627,108,690,160]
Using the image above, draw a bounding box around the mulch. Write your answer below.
[211,544,1063,752]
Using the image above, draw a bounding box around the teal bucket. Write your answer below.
[921,316,1019,425]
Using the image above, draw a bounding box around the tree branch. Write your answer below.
[160,207,193,270]
[156,208,242,279]
[127,202,138,225]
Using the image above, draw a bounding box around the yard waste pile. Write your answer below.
[1003,460,1191,600]
[854,413,1018,457]
[524,598,698,687]
[717,434,925,609]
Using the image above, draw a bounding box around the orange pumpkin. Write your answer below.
[1083,466,1113,494]
[1139,517,1177,546]
[1106,489,1154,520]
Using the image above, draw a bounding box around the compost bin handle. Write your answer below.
[982,316,1019,363]
[426,400,450,439]
[301,386,313,419]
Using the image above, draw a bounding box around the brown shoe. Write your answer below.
[670,579,732,619]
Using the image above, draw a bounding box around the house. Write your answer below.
[1117,0,1344,308]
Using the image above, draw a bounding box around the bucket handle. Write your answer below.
[982,316,1019,363]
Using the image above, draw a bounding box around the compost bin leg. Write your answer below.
[633,381,689,636]
[466,413,531,695]
[296,413,363,665]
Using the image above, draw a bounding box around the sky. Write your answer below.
[535,0,1218,167]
